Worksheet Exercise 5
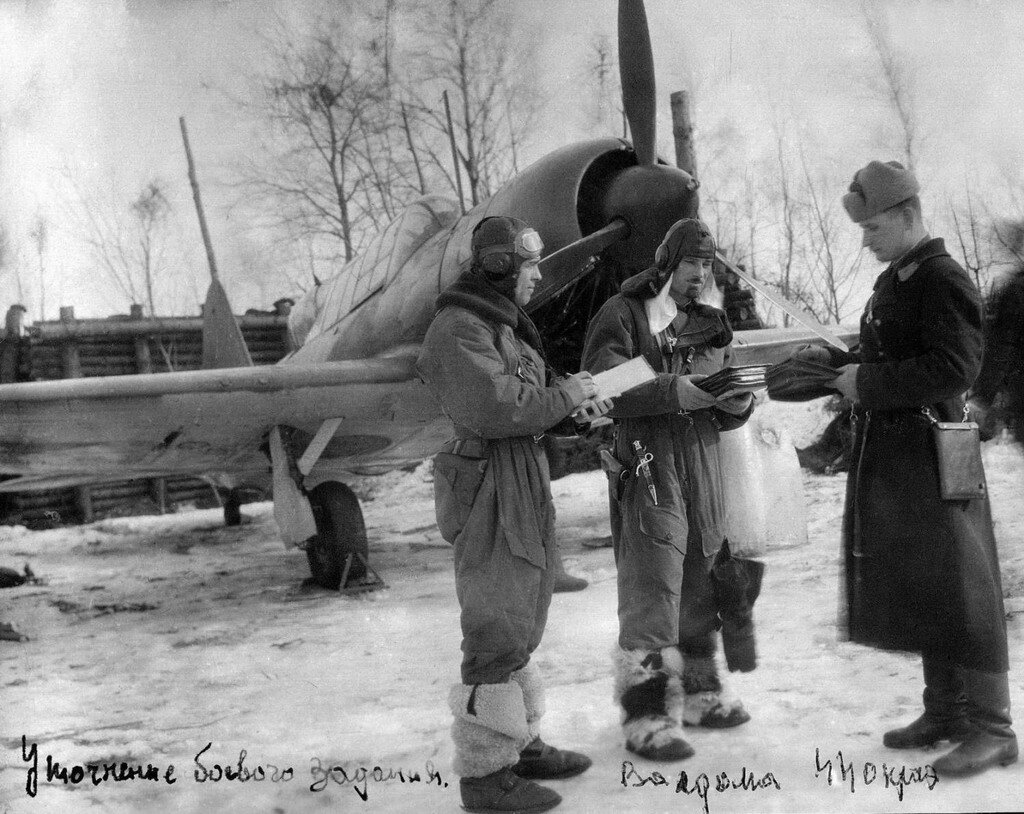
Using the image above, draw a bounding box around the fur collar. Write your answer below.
[619,266,731,347]
[435,271,544,351]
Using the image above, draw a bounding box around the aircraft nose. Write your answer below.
[601,163,698,271]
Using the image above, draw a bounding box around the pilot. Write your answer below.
[581,218,755,762]
[417,216,612,813]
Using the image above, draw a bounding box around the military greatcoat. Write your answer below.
[834,237,1008,671]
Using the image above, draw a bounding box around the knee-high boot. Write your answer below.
[680,633,750,728]
[450,681,561,813]
[932,669,1018,777]
[884,654,971,749]
[614,646,693,760]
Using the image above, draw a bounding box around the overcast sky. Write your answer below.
[1,0,1022,320]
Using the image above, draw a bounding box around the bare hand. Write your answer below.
[833,364,859,401]
[675,374,718,410]
[715,391,753,415]
[564,371,599,405]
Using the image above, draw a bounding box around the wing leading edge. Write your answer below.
[0,356,443,493]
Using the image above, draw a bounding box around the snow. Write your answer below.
[2,403,1023,813]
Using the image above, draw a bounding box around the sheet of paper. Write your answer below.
[591,355,657,400]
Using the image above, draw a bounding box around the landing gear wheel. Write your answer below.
[306,481,369,590]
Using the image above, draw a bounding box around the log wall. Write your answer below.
[1,302,291,527]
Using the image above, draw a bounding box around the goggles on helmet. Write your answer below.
[477,228,544,262]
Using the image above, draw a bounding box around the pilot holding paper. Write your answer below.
[582,218,756,762]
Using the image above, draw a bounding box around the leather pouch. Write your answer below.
[931,420,986,500]
[433,452,488,543]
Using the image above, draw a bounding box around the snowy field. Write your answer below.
[2,402,1023,814]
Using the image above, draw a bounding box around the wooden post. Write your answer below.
[179,117,221,282]
[442,90,466,215]
[135,336,153,373]
[670,90,698,178]
[150,478,168,514]
[59,306,82,379]
[76,486,94,523]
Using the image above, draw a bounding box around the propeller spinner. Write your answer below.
[533,0,698,308]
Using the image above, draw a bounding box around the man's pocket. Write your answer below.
[433,452,488,543]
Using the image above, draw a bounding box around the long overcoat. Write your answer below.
[835,237,1008,671]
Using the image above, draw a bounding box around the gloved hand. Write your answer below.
[675,374,718,411]
[715,391,753,415]
[792,343,832,365]
[573,397,615,422]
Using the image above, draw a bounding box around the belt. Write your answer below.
[446,437,489,457]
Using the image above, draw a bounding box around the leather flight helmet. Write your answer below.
[654,218,716,279]
[471,216,544,280]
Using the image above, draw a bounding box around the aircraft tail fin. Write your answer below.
[201,279,253,369]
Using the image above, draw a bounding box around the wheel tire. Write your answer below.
[306,481,369,589]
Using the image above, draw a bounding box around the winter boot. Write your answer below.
[884,655,971,749]
[513,737,592,780]
[552,541,588,593]
[510,663,592,779]
[460,766,561,814]
[680,634,750,728]
[615,646,694,760]
[450,681,533,780]
[932,669,1018,777]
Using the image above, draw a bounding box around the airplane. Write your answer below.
[0,0,855,591]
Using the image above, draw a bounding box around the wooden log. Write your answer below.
[670,89,698,178]
[29,314,286,340]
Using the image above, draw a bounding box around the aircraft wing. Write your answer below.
[731,326,860,366]
[0,356,444,492]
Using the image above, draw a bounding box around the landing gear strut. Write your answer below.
[305,481,384,592]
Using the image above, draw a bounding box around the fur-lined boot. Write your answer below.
[510,663,592,779]
[680,634,750,729]
[614,646,694,760]
[450,681,561,813]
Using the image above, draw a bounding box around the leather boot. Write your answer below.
[512,736,592,779]
[884,655,971,749]
[932,669,1018,777]
[460,766,562,814]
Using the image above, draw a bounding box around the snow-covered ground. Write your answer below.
[2,403,1023,814]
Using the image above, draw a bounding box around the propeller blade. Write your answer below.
[715,252,850,352]
[530,218,631,309]
[619,0,657,165]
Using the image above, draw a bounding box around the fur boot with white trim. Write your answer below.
[614,645,693,760]
[680,633,750,728]
[450,681,561,813]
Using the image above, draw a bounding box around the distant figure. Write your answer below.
[417,216,611,813]
[797,160,1017,777]
[970,226,1024,444]
[582,218,756,762]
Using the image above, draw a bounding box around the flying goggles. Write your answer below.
[477,228,544,262]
